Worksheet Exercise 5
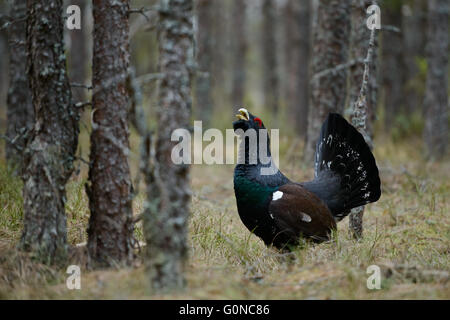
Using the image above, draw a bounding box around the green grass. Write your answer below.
[0,165,23,245]
[0,134,449,299]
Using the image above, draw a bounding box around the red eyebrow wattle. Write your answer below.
[254,117,262,127]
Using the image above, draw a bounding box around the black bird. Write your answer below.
[233,108,381,249]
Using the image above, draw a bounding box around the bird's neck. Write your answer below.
[235,130,289,190]
[237,131,273,166]
[235,134,289,188]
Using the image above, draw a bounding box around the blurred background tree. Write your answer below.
[304,0,351,163]
[423,0,448,160]
[284,0,311,138]
[0,0,8,110]
[68,0,89,104]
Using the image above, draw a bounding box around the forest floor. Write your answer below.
[0,132,449,299]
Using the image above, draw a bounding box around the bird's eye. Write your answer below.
[254,117,262,127]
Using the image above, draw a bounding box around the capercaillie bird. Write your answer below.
[233,108,381,249]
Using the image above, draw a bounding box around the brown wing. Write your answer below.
[268,183,337,243]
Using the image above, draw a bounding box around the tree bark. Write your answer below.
[144,0,193,291]
[86,0,134,268]
[20,0,79,265]
[423,0,448,160]
[231,0,247,108]
[402,0,427,114]
[210,0,225,93]
[262,0,279,117]
[284,0,310,137]
[304,0,351,163]
[381,1,404,130]
[5,0,34,171]
[194,0,213,124]
[69,0,88,104]
[348,0,378,142]
[348,8,378,238]
[0,0,8,109]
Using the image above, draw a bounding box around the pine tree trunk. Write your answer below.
[231,0,247,108]
[194,0,213,124]
[5,0,34,171]
[284,0,310,138]
[262,0,279,117]
[210,0,225,93]
[381,1,404,130]
[20,0,79,265]
[69,0,88,103]
[304,0,351,163]
[402,0,427,114]
[348,1,379,239]
[143,0,193,291]
[86,0,134,268]
[423,0,449,160]
[348,0,378,141]
[0,0,8,109]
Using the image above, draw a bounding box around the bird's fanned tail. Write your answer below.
[304,113,381,221]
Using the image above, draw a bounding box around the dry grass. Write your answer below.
[0,133,449,299]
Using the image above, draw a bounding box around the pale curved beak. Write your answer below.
[235,108,249,121]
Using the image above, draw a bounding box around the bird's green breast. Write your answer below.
[234,175,278,209]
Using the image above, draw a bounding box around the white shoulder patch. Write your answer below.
[272,191,283,201]
[301,213,312,223]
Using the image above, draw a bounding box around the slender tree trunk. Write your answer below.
[348,0,378,141]
[402,0,427,114]
[381,1,404,130]
[348,1,379,238]
[210,0,225,93]
[86,0,134,268]
[262,0,279,117]
[304,0,351,163]
[20,0,79,265]
[194,0,213,124]
[423,0,448,160]
[231,0,247,108]
[0,0,8,109]
[143,0,193,291]
[69,0,88,103]
[5,0,34,170]
[284,0,310,138]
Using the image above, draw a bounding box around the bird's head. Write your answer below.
[232,107,279,174]
[233,108,266,132]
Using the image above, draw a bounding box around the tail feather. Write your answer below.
[311,113,381,220]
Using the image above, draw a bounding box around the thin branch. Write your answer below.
[8,40,26,47]
[128,7,152,22]
[128,6,159,22]
[135,72,164,85]
[312,58,364,82]
[0,134,23,152]
[382,25,401,33]
[0,15,26,31]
